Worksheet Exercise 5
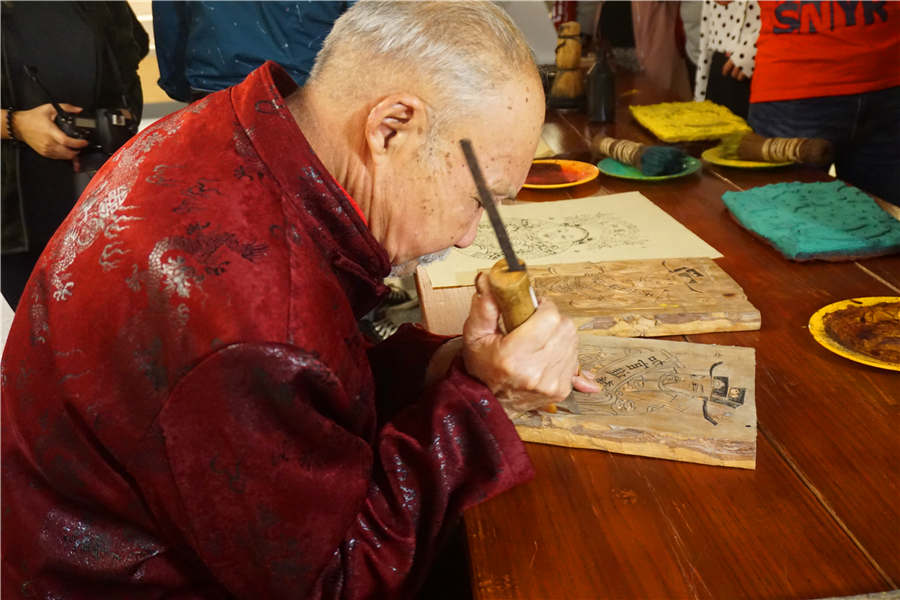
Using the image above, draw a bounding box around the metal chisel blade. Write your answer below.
[459,139,524,272]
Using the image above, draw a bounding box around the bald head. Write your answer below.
[308,0,540,122]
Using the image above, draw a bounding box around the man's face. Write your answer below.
[383,76,545,270]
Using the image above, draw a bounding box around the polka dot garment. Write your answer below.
[694,0,760,101]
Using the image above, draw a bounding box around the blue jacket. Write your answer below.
[153,1,351,101]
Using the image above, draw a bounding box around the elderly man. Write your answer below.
[1,2,595,597]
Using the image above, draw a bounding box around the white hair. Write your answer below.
[309,0,538,116]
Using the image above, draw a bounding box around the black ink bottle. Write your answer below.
[586,41,615,123]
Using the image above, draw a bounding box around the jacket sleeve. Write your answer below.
[151,1,190,102]
[159,341,533,600]
[366,322,452,426]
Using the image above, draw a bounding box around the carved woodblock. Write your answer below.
[528,258,761,336]
[513,335,757,469]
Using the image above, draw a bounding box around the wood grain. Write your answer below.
[513,335,757,469]
[467,439,888,600]
[528,258,760,337]
[419,257,761,338]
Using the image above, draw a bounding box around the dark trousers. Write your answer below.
[749,85,900,205]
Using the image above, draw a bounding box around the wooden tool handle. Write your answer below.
[488,259,538,332]
[591,135,643,168]
[737,133,834,167]
[487,259,557,413]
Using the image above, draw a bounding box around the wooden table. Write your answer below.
[417,73,900,599]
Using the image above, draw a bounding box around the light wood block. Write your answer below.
[529,257,760,336]
[417,257,760,337]
[513,335,757,469]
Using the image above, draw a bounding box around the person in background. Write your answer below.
[153,0,352,102]
[1,2,598,597]
[749,0,900,205]
[693,0,760,119]
[631,1,692,101]
[680,0,702,93]
[590,1,641,74]
[1,0,147,308]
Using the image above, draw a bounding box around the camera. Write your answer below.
[25,64,137,157]
[55,107,137,156]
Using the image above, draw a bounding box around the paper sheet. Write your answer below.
[533,136,554,159]
[424,192,722,288]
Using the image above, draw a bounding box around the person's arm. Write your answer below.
[126,3,150,61]
[367,322,454,427]
[369,271,598,421]
[152,1,191,102]
[157,341,533,599]
[1,105,89,159]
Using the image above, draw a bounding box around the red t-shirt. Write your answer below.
[751,0,900,103]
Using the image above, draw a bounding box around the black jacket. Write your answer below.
[2,1,148,254]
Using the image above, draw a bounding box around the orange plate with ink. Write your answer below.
[523,159,599,189]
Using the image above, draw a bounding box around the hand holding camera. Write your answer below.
[11,103,90,160]
[21,66,138,164]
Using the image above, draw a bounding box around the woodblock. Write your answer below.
[513,335,757,469]
[528,257,761,336]
[416,257,761,337]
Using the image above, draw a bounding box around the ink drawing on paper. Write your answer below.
[425,192,722,288]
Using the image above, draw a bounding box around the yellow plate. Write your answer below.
[702,145,792,169]
[808,296,900,371]
[523,159,600,189]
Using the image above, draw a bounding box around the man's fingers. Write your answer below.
[504,299,565,350]
[573,373,601,394]
[505,323,578,396]
[463,280,584,404]
[463,272,502,340]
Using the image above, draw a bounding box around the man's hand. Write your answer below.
[13,103,90,160]
[461,272,599,412]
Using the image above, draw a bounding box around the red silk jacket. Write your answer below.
[1,62,533,599]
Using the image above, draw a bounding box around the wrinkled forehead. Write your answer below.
[489,74,545,132]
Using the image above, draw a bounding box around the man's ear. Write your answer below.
[365,94,429,163]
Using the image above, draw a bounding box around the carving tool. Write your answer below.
[461,140,562,414]
[459,139,538,332]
